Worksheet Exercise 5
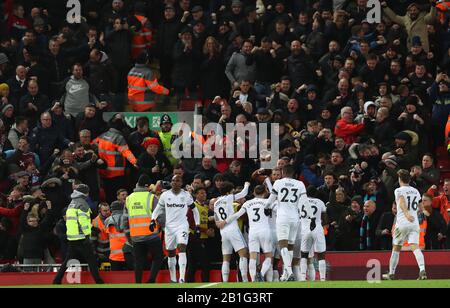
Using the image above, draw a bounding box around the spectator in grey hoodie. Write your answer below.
[61,64,97,117]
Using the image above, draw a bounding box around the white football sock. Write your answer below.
[222,261,230,282]
[249,259,257,282]
[299,258,308,281]
[168,257,177,282]
[261,258,272,279]
[280,248,293,276]
[273,269,280,282]
[239,257,249,282]
[308,263,316,281]
[413,249,426,272]
[293,265,301,281]
[319,260,326,281]
[389,251,400,275]
[178,252,187,282]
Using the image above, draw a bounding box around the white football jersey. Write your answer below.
[271,178,307,223]
[301,197,326,233]
[214,195,240,234]
[156,189,194,229]
[241,198,270,234]
[395,186,421,228]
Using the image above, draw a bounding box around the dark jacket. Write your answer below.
[19,208,54,259]
[376,211,395,251]
[171,40,201,88]
[19,93,50,127]
[29,123,70,165]
[286,51,315,88]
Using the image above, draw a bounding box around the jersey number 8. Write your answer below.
[218,207,227,220]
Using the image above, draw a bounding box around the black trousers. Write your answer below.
[187,238,210,283]
[133,237,163,283]
[53,239,103,284]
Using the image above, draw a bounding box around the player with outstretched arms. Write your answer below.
[151,175,200,283]
[214,181,251,282]
[218,185,274,282]
[264,165,312,282]
[383,169,427,280]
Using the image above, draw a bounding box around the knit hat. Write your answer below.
[1,104,13,115]
[0,53,9,65]
[75,184,90,195]
[138,174,151,188]
[351,195,364,207]
[364,101,377,113]
[306,85,318,93]
[142,137,160,149]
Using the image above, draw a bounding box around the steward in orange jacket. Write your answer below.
[128,52,169,112]
[105,201,130,270]
[130,2,153,59]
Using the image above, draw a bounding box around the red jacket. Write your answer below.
[334,119,365,145]
[0,203,23,236]
[427,186,450,224]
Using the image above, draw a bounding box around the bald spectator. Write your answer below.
[7,65,29,102]
[19,80,50,128]
[29,112,71,165]
[195,157,219,182]
[360,200,381,250]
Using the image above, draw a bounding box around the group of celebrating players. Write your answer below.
[150,165,427,283]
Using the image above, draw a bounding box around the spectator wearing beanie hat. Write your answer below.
[136,137,171,183]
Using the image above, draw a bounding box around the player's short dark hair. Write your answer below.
[282,165,295,177]
[397,169,411,184]
[219,181,235,195]
[254,185,266,196]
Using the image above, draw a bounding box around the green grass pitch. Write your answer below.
[7,280,450,288]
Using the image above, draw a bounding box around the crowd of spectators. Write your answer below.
[0,0,450,272]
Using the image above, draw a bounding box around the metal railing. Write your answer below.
[0,263,90,273]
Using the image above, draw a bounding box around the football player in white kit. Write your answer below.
[383,170,427,280]
[265,165,311,282]
[299,186,328,281]
[151,175,200,283]
[218,185,274,282]
[264,175,281,282]
[214,181,251,282]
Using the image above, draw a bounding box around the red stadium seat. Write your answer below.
[179,99,201,111]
